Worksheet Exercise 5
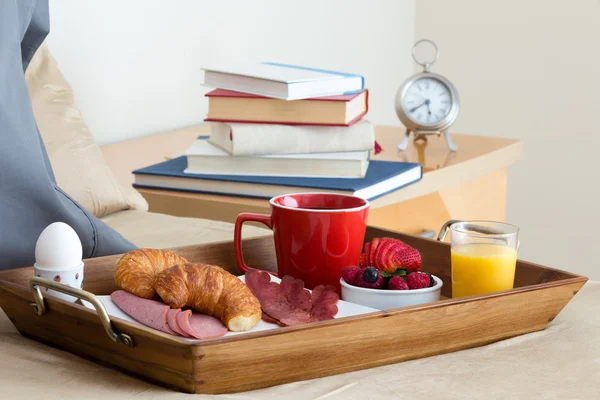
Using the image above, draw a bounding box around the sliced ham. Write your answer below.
[176,310,194,337]
[112,290,227,339]
[244,270,305,325]
[280,276,312,312]
[310,285,340,321]
[111,290,175,335]
[245,270,339,326]
[189,314,228,339]
[167,309,191,338]
[176,309,227,339]
[261,312,280,325]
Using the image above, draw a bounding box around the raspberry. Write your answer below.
[387,276,409,290]
[407,272,431,289]
[341,266,362,286]
[355,268,384,289]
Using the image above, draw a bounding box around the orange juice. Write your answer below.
[451,243,517,298]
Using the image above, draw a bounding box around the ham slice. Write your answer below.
[189,314,228,339]
[261,312,280,325]
[280,276,312,312]
[111,290,175,335]
[112,290,227,339]
[167,309,191,338]
[245,270,339,326]
[176,309,227,339]
[176,310,195,337]
[310,285,340,321]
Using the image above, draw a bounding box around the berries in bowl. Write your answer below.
[340,238,443,310]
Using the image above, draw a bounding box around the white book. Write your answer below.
[208,120,375,156]
[184,139,369,178]
[202,62,364,100]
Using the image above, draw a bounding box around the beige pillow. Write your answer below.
[25,43,148,217]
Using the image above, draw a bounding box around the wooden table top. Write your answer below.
[101,124,523,209]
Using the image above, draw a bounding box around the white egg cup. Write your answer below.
[33,262,85,302]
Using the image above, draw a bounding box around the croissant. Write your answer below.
[115,249,189,299]
[155,264,261,332]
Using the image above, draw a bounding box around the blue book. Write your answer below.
[202,62,364,100]
[133,157,422,202]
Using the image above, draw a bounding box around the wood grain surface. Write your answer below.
[0,227,587,394]
[101,124,522,236]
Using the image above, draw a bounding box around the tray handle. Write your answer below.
[29,277,134,348]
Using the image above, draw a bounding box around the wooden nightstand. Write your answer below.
[101,124,522,237]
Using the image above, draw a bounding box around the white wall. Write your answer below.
[47,0,415,145]
[417,1,600,279]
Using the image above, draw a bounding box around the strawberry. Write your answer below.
[393,245,422,273]
[373,237,421,273]
[407,272,430,289]
[387,276,409,290]
[369,238,381,266]
[374,238,403,270]
[358,253,367,268]
[364,242,372,265]
[341,266,362,286]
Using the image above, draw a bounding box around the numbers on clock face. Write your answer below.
[402,78,452,126]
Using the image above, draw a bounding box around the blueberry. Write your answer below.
[363,267,379,283]
[425,272,436,287]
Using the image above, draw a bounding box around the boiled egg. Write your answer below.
[35,222,83,269]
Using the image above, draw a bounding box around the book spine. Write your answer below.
[209,120,375,156]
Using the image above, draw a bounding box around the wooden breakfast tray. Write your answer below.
[0,226,588,394]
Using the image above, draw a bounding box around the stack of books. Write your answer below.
[133,62,423,201]
[189,62,374,178]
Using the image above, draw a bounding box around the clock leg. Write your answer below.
[414,133,428,143]
[444,130,458,151]
[397,129,411,151]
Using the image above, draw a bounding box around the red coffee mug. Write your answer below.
[234,192,369,292]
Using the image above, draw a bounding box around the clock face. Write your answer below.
[402,77,453,127]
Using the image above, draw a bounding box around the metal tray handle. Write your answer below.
[29,277,134,347]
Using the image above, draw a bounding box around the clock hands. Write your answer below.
[409,101,426,113]
[409,99,431,113]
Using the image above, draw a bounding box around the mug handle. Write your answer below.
[234,213,274,273]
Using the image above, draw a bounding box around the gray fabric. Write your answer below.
[0,0,135,270]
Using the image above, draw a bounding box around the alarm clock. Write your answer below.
[396,39,460,151]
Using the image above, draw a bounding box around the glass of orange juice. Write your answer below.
[438,220,519,298]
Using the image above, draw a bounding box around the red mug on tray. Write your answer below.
[234,192,370,292]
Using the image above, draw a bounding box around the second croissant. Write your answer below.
[156,263,262,332]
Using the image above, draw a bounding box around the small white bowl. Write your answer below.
[340,275,443,310]
[34,262,84,302]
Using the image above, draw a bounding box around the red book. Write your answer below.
[204,89,368,126]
